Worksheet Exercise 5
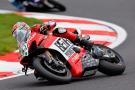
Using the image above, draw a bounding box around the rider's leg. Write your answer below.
[53,28,103,57]
[53,28,93,47]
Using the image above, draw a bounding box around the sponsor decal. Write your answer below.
[0,10,127,80]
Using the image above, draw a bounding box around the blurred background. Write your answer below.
[0,0,135,90]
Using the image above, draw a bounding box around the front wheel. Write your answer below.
[32,51,71,83]
[93,44,126,76]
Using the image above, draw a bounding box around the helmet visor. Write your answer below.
[13,29,31,44]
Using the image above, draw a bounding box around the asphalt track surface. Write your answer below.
[0,0,135,90]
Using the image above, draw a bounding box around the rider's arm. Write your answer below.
[31,21,56,34]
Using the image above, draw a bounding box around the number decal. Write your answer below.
[54,38,75,57]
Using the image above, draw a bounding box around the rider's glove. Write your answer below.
[45,20,56,30]
[39,24,48,34]
[40,21,56,34]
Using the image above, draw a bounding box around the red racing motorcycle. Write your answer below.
[20,31,126,83]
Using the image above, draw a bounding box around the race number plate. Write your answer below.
[54,38,75,58]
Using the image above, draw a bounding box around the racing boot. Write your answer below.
[91,46,104,58]
[75,35,104,58]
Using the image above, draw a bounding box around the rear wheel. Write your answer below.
[93,44,126,76]
[33,51,71,83]
[47,0,66,11]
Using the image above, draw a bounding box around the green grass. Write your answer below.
[0,13,42,55]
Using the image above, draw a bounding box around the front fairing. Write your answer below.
[40,36,86,77]
[27,32,45,50]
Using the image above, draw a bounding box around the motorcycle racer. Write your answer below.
[12,21,93,48]
[12,21,101,80]
[9,0,66,12]
[9,0,42,11]
[9,0,46,11]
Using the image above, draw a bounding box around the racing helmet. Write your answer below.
[12,22,31,43]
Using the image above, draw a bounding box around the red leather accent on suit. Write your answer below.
[53,30,78,42]
[66,28,77,33]
[31,24,41,32]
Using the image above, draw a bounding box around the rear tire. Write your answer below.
[94,44,126,76]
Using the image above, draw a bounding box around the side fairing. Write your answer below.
[44,37,84,77]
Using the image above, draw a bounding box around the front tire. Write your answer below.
[33,51,72,83]
[93,44,126,76]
